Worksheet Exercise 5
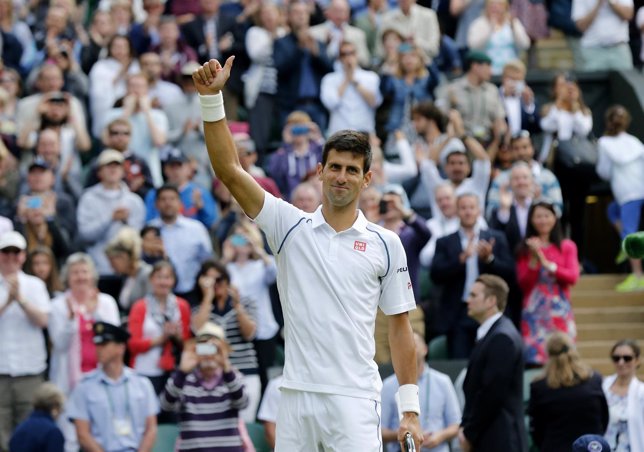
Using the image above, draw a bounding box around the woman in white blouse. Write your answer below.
[539,72,593,259]
[602,339,644,452]
[49,252,120,451]
[88,34,139,137]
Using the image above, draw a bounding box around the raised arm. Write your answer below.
[192,58,265,219]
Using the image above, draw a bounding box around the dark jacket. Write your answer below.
[1,30,23,71]
[273,33,334,113]
[9,410,64,452]
[430,228,516,332]
[462,316,528,452]
[528,372,609,452]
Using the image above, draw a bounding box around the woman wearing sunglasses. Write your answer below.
[602,339,644,452]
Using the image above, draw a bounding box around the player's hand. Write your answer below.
[399,413,423,451]
[192,57,235,96]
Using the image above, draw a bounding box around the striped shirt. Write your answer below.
[192,296,259,375]
[161,369,249,451]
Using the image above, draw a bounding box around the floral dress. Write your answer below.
[521,265,577,365]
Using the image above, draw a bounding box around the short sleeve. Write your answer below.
[571,0,587,21]
[378,234,416,315]
[439,374,462,426]
[26,276,51,313]
[141,377,160,417]
[66,384,90,421]
[257,377,282,422]
[253,192,308,254]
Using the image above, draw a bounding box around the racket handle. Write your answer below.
[403,432,416,452]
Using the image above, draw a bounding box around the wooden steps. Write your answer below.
[571,275,644,378]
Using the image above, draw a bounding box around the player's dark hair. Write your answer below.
[322,130,372,172]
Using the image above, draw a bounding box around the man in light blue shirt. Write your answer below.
[147,184,213,295]
[67,322,159,452]
[382,332,461,452]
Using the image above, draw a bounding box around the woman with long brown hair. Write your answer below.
[528,332,608,452]
[517,201,580,366]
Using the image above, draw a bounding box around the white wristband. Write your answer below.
[199,92,225,122]
[397,384,421,416]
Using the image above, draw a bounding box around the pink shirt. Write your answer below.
[79,314,97,373]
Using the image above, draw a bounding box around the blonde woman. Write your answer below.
[528,332,608,452]
[105,226,152,312]
[381,42,437,140]
[467,0,530,75]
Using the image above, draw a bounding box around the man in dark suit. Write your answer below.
[273,1,334,132]
[500,60,540,136]
[430,193,515,359]
[180,0,250,119]
[459,274,527,452]
[1,30,23,71]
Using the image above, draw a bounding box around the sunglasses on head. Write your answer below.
[612,354,635,363]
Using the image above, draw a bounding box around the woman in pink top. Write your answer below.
[517,201,580,366]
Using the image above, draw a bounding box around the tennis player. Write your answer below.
[192,57,423,451]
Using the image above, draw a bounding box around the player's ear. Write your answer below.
[316,162,324,180]
[362,170,372,188]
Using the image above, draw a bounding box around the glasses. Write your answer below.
[213,276,226,284]
[0,77,16,83]
[339,50,356,57]
[0,247,22,254]
[612,354,635,363]
[109,130,131,136]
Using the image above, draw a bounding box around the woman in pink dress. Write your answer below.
[517,201,580,366]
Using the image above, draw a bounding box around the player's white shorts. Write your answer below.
[275,389,382,452]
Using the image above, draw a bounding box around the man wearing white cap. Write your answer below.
[77,149,145,276]
[0,231,51,452]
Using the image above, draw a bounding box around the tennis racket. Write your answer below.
[403,432,416,452]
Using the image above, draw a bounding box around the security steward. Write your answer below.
[67,322,159,452]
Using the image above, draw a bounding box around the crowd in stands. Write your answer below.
[0,0,644,450]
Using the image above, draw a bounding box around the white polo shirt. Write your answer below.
[0,272,51,376]
[254,192,416,401]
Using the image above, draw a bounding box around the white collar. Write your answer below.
[476,312,503,340]
[311,206,369,233]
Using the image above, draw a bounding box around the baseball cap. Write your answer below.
[466,50,492,65]
[572,435,610,452]
[28,157,52,172]
[162,147,188,164]
[97,149,125,167]
[0,231,26,251]
[382,183,411,209]
[196,322,226,341]
[93,321,131,344]
[439,137,467,166]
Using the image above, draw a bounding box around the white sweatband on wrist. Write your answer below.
[199,92,225,122]
[397,384,421,418]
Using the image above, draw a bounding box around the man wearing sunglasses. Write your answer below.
[0,231,50,452]
[193,58,423,451]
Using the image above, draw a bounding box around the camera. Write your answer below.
[379,199,389,214]
[196,342,218,356]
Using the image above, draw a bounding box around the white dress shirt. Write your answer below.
[476,312,503,341]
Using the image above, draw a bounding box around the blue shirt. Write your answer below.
[148,216,213,293]
[9,410,64,452]
[67,367,159,452]
[144,182,218,229]
[381,365,461,452]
